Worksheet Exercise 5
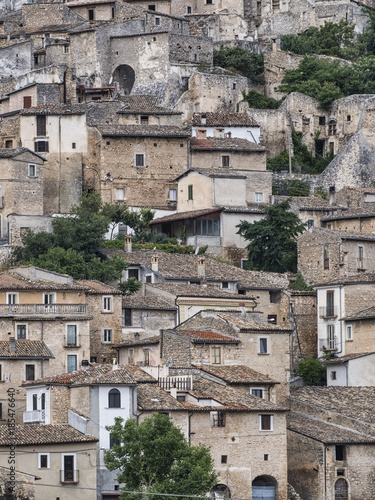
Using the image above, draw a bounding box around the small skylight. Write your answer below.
[151,398,160,402]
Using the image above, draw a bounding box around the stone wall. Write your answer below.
[50,385,71,424]
[290,291,317,361]
[21,3,84,28]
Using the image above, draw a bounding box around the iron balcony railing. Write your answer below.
[158,376,192,391]
[319,306,338,318]
[319,336,338,351]
[60,470,79,483]
[0,304,88,316]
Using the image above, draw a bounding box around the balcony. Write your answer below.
[158,376,192,391]
[319,336,338,352]
[319,306,338,319]
[60,470,79,483]
[0,304,88,317]
[63,334,81,348]
[23,410,45,423]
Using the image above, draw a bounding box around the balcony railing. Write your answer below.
[0,304,88,316]
[319,336,338,351]
[23,410,45,423]
[60,470,79,483]
[319,306,338,318]
[158,376,192,391]
[63,334,81,348]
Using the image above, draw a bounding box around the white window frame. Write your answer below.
[25,363,36,381]
[6,292,18,305]
[346,324,353,341]
[67,354,78,373]
[61,453,77,482]
[103,329,112,343]
[135,153,145,167]
[66,324,78,346]
[259,414,273,431]
[116,188,124,201]
[255,192,264,203]
[250,387,265,399]
[16,323,28,339]
[28,163,37,177]
[103,296,113,312]
[221,281,230,289]
[258,336,270,354]
[43,293,56,305]
[38,452,50,469]
[211,346,222,364]
[169,188,177,201]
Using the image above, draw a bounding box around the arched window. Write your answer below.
[335,478,348,500]
[108,388,121,408]
[210,484,231,500]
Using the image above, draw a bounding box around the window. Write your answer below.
[103,296,112,312]
[72,142,76,149]
[346,325,353,341]
[319,116,326,126]
[155,17,161,26]
[64,45,69,53]
[330,371,337,380]
[135,154,144,167]
[324,247,329,270]
[23,96,32,109]
[326,291,335,317]
[241,259,248,269]
[211,346,221,364]
[88,8,94,20]
[169,189,177,201]
[329,142,335,154]
[347,115,351,122]
[66,325,77,346]
[34,140,49,153]
[43,293,55,305]
[124,308,132,326]
[272,0,279,9]
[28,164,36,177]
[233,82,237,90]
[62,454,76,482]
[187,5,192,13]
[17,324,27,339]
[328,120,337,136]
[39,453,50,469]
[128,268,139,280]
[25,365,35,381]
[260,414,273,431]
[221,155,230,167]
[177,395,186,402]
[264,454,269,461]
[7,293,18,305]
[104,329,112,343]
[251,388,264,398]
[255,192,264,202]
[116,188,124,201]
[32,394,37,410]
[144,349,150,366]
[335,445,346,461]
[41,393,45,410]
[140,115,149,124]
[221,281,229,289]
[196,219,220,236]
[212,410,225,427]
[108,388,121,408]
[110,435,120,448]
[148,4,156,10]
[206,0,213,4]
[67,355,77,373]
[0,403,2,420]
[259,337,268,354]
[307,219,314,229]
[37,115,46,136]
[221,455,227,464]
[188,184,193,200]
[358,245,364,268]
[327,324,335,349]
[5,140,13,148]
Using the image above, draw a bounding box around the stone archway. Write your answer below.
[112,64,135,95]
[252,475,277,500]
[335,478,348,500]
[210,484,231,500]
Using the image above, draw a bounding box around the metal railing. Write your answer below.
[319,336,338,351]
[0,304,88,316]
[23,410,45,423]
[319,306,338,318]
[158,376,192,391]
[60,470,79,483]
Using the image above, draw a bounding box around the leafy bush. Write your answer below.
[242,89,282,109]
[287,180,310,197]
[213,46,264,83]
[290,272,314,291]
[295,357,326,386]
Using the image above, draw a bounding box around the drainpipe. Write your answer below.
[338,285,343,354]
[324,444,327,500]
[188,411,193,445]
[58,114,62,213]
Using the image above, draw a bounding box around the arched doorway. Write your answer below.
[112,65,135,95]
[210,484,231,500]
[252,475,277,500]
[335,478,348,500]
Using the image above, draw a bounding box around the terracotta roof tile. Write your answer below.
[165,330,239,343]
[117,96,180,115]
[190,137,265,152]
[315,272,375,287]
[147,282,259,300]
[341,305,375,321]
[97,125,190,138]
[0,424,98,446]
[137,384,185,411]
[0,340,53,358]
[193,364,276,384]
[192,112,259,127]
[122,293,176,310]
[115,335,161,347]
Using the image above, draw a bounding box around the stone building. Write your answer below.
[321,207,375,234]
[324,351,375,387]
[288,386,375,500]
[274,196,341,229]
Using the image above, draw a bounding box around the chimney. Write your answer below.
[151,255,159,272]
[124,235,132,253]
[329,186,336,205]
[239,302,246,318]
[198,257,205,279]
[9,337,15,354]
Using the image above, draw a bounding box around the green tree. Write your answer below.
[213,45,264,83]
[290,272,313,291]
[105,413,217,500]
[237,200,306,273]
[241,89,282,109]
[287,180,310,197]
[295,357,326,386]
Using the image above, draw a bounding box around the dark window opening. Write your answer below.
[221,455,227,464]
[5,140,13,148]
[261,414,272,430]
[269,291,280,303]
[319,116,326,126]
[34,141,49,153]
[128,268,139,280]
[148,4,156,10]
[26,365,35,381]
[124,308,132,326]
[177,395,186,402]
[110,435,120,448]
[32,393,37,410]
[136,154,144,167]
[88,9,94,20]
[40,454,48,468]
[221,155,230,167]
[335,445,346,461]
[140,115,149,125]
[108,388,121,408]
[267,315,277,324]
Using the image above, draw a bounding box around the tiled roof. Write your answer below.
[173,168,248,181]
[274,195,339,211]
[137,384,185,411]
[217,312,292,332]
[0,424,98,446]
[324,352,375,364]
[309,227,375,242]
[97,125,190,138]
[23,364,156,387]
[147,282,259,300]
[122,293,176,310]
[190,137,265,152]
[288,412,375,444]
[117,96,181,115]
[115,335,161,348]
[76,279,122,294]
[0,340,53,358]
[21,104,87,115]
[192,112,259,127]
[193,364,276,384]
[315,272,375,287]
[0,148,41,158]
[322,207,375,221]
[341,305,375,321]
[100,249,289,289]
[189,376,285,411]
[290,387,375,424]
[149,208,223,225]
[164,329,239,343]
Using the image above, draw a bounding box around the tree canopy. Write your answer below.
[11,191,149,288]
[213,45,264,83]
[237,200,306,273]
[104,413,218,500]
[295,357,326,386]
